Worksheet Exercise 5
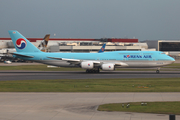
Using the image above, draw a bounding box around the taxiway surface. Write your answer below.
[0,92,180,120]
[0,70,180,80]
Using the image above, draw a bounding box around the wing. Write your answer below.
[47,56,128,67]
[47,57,81,64]
[47,56,101,65]
[114,62,128,67]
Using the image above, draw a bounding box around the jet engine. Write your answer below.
[81,61,94,69]
[101,64,114,71]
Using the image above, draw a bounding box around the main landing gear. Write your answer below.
[86,69,100,73]
[156,67,160,74]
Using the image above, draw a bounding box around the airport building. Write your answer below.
[144,40,180,58]
[1,37,180,57]
[0,37,145,53]
[144,40,180,51]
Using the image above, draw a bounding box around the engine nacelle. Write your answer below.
[81,61,94,69]
[101,64,114,71]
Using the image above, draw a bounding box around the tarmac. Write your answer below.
[0,62,180,120]
[0,92,180,120]
[1,62,180,81]
[1,70,180,80]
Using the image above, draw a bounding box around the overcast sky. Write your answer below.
[1,0,180,41]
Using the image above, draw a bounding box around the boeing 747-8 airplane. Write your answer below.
[9,30,175,73]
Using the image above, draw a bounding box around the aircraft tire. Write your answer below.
[156,70,160,74]
[86,69,100,73]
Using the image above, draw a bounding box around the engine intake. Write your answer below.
[101,64,114,71]
[81,61,94,69]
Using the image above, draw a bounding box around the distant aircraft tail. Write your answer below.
[98,43,106,53]
[8,30,42,53]
[38,34,50,52]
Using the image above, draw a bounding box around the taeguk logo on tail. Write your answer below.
[16,38,27,49]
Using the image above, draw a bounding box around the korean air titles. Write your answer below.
[124,55,152,59]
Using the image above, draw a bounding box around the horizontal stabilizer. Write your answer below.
[47,57,62,60]
[12,53,34,58]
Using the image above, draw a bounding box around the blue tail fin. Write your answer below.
[8,30,41,53]
[98,43,106,53]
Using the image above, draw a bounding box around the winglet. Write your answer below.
[98,43,106,53]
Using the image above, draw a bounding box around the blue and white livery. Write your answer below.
[16,38,27,49]
[9,30,175,73]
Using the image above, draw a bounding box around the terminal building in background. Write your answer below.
[144,40,180,58]
[0,37,180,58]
[0,37,146,53]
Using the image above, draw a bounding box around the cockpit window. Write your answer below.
[161,53,165,54]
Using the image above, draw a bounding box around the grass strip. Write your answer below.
[0,78,180,92]
[98,102,180,115]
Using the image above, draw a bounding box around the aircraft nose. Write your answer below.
[170,57,175,63]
